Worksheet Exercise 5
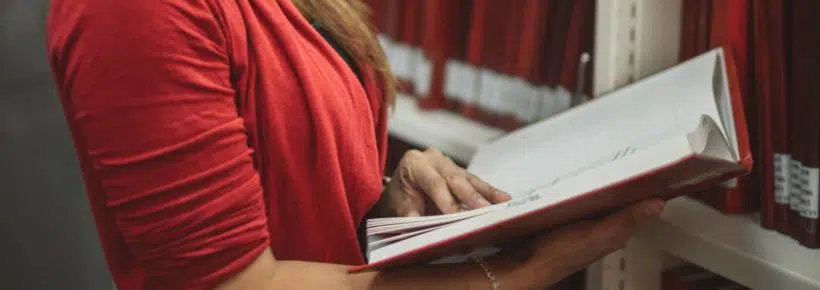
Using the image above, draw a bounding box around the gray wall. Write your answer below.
[1,1,113,289]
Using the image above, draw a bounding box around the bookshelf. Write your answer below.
[387,93,820,290]
[382,0,820,289]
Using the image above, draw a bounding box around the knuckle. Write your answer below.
[444,174,461,185]
[424,147,443,156]
[404,149,424,160]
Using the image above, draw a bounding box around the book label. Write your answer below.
[774,153,791,204]
[504,78,539,122]
[413,53,432,97]
[443,61,478,103]
[478,71,504,114]
[387,43,412,80]
[537,86,557,120]
[800,167,819,219]
[790,160,804,211]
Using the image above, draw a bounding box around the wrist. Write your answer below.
[480,249,556,290]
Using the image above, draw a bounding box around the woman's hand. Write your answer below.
[491,198,666,288]
[375,148,512,217]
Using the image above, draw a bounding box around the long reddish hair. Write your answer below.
[292,0,396,106]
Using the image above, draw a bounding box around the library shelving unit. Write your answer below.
[383,1,820,290]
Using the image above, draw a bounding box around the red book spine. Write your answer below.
[768,0,792,234]
[679,0,699,61]
[515,0,551,85]
[559,0,592,92]
[752,0,775,229]
[702,0,755,214]
[544,0,572,87]
[790,0,820,248]
[786,0,806,241]
[459,0,487,120]
[695,0,712,54]
[416,1,470,110]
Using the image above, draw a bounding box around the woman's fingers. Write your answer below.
[423,148,510,209]
[467,173,512,203]
[446,174,491,209]
[411,160,463,214]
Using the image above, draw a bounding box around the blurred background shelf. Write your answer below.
[388,93,503,163]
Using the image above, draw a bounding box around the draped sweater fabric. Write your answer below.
[46,0,389,289]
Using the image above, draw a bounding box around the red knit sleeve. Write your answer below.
[47,1,269,289]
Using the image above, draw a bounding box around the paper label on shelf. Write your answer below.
[774,153,792,204]
[799,167,819,219]
[501,77,539,122]
[790,160,804,211]
[518,81,542,123]
[554,87,573,114]
[387,43,413,80]
[478,71,504,114]
[443,60,478,103]
[414,54,432,97]
[538,86,557,120]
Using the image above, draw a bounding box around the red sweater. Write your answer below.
[46,1,389,289]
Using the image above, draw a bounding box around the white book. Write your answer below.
[351,48,753,272]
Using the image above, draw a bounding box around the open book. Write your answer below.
[351,47,753,272]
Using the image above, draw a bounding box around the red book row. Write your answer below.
[365,0,595,131]
[680,0,820,248]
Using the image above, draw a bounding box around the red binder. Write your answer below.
[559,0,593,92]
[416,0,471,110]
[752,0,775,229]
[544,0,573,87]
[768,0,792,234]
[699,0,755,214]
[695,0,712,55]
[679,0,699,61]
[515,0,551,85]
[458,0,488,120]
[790,0,820,248]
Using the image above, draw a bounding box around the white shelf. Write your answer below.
[638,198,820,290]
[387,94,503,163]
[387,94,820,290]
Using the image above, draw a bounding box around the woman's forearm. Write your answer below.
[217,247,546,290]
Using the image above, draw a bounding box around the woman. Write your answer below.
[46,0,665,289]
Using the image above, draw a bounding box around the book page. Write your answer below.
[467,49,733,197]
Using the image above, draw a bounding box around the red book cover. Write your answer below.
[752,0,775,229]
[768,0,792,234]
[790,0,820,248]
